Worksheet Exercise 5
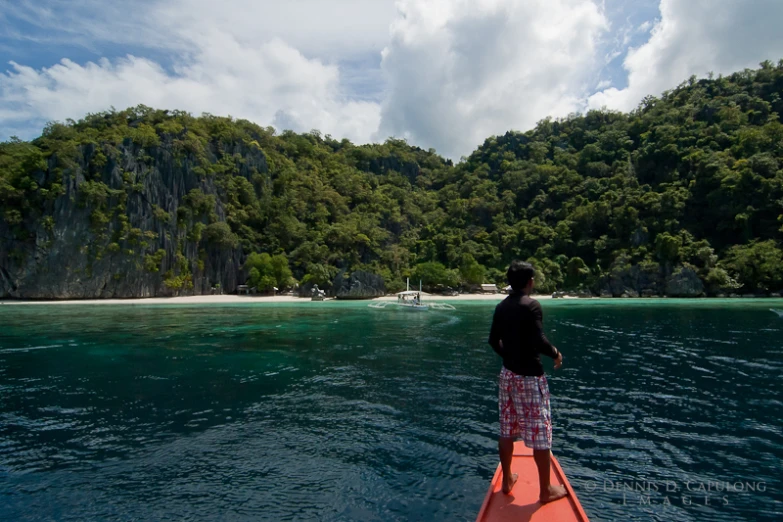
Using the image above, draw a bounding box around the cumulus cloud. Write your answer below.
[0,0,395,60]
[0,37,381,143]
[589,0,783,111]
[636,21,653,34]
[4,0,783,159]
[152,0,396,60]
[376,0,608,159]
[0,0,389,142]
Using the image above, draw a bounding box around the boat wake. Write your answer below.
[770,309,783,318]
[428,303,457,311]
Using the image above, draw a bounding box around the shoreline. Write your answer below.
[0,293,516,306]
[1,293,781,306]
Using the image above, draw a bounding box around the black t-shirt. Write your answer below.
[488,293,558,376]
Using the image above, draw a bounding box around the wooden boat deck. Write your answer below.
[475,442,590,522]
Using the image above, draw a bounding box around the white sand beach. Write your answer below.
[0,292,560,306]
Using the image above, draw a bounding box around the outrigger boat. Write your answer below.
[397,279,428,310]
[368,279,455,311]
[476,442,590,522]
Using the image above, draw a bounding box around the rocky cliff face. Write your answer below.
[0,137,267,299]
[599,262,663,297]
[665,266,706,297]
[333,270,386,299]
[598,262,707,297]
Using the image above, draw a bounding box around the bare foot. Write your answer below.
[502,473,518,494]
[540,484,568,504]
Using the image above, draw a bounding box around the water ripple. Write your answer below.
[0,302,781,521]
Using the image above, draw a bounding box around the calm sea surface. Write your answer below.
[1,299,781,521]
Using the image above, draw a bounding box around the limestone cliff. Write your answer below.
[0,135,267,299]
[333,270,386,299]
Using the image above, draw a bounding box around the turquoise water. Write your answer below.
[1,299,781,521]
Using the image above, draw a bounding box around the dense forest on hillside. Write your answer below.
[2,61,783,298]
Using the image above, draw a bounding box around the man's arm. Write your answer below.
[530,300,559,359]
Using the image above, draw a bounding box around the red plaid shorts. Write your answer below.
[498,367,552,450]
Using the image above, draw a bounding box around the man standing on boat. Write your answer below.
[488,260,568,503]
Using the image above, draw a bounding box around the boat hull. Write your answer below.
[398,304,428,310]
[475,442,590,522]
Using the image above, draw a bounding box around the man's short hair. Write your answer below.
[507,260,535,291]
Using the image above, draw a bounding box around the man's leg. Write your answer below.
[529,376,567,503]
[533,449,567,503]
[498,437,517,494]
[497,368,519,494]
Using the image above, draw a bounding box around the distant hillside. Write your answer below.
[2,61,783,298]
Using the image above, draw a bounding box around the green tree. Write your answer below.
[459,254,486,284]
[245,252,293,290]
[565,257,590,289]
[720,240,783,292]
[247,267,261,288]
[244,253,274,289]
[704,267,741,294]
[655,232,681,268]
[204,222,238,249]
[5,62,783,299]
[301,263,338,289]
[270,253,294,289]
[411,262,460,288]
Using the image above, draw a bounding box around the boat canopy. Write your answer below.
[397,291,421,296]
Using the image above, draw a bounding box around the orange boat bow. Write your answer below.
[475,442,590,522]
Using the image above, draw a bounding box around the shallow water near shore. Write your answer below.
[1,299,782,521]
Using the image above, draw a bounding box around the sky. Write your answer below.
[1,0,783,159]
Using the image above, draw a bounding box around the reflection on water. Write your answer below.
[1,300,781,521]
